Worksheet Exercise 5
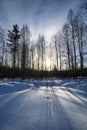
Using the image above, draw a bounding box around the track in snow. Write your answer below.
[0,80,87,130]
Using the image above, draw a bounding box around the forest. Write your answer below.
[0,2,87,78]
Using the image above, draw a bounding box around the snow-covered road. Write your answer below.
[0,79,87,130]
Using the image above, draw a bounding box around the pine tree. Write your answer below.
[7,24,20,69]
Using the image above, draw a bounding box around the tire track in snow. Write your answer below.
[48,86,76,130]
[44,87,75,130]
[0,81,87,130]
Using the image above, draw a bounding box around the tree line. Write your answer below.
[0,2,87,78]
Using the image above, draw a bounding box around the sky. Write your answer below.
[0,0,85,41]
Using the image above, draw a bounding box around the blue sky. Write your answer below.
[0,0,85,41]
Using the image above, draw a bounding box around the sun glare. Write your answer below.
[46,58,50,70]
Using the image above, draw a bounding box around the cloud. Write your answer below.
[0,0,83,41]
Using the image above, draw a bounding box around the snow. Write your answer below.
[0,78,87,130]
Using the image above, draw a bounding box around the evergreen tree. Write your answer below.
[7,24,20,69]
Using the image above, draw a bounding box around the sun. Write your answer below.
[46,58,50,70]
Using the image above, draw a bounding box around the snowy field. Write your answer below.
[0,78,87,130]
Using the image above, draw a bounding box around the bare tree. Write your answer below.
[0,25,6,66]
[37,35,46,70]
[58,32,62,71]
[53,35,59,70]
[74,13,86,70]
[30,42,35,70]
[49,42,52,70]
[21,25,31,69]
[80,2,87,23]
[36,36,41,70]
[67,9,77,70]
[62,23,71,70]
[41,35,45,70]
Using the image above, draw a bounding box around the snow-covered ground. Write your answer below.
[0,78,87,130]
